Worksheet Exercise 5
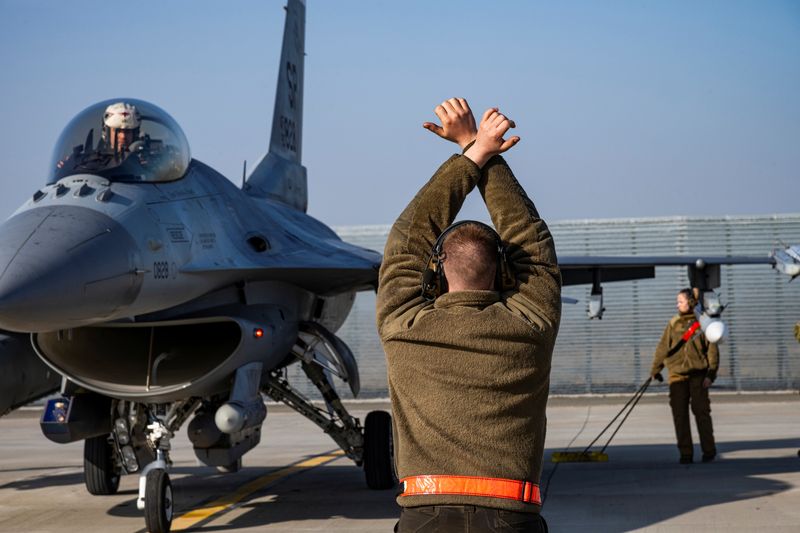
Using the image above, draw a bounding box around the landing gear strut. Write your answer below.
[134,400,197,533]
[137,423,173,533]
[144,462,173,533]
[263,361,396,491]
[89,399,198,533]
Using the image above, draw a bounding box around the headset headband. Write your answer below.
[421,220,513,301]
[431,220,503,256]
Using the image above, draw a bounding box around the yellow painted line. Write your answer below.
[171,450,344,531]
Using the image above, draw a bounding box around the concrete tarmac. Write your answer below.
[0,394,798,533]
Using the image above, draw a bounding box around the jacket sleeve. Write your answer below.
[477,156,561,331]
[705,340,720,382]
[376,155,481,339]
[650,323,672,377]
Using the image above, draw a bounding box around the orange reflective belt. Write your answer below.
[400,475,541,505]
[681,321,700,341]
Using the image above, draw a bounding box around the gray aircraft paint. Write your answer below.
[0,0,378,407]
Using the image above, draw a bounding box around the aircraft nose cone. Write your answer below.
[0,206,142,332]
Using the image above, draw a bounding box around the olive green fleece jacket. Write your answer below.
[376,154,561,513]
[650,312,720,384]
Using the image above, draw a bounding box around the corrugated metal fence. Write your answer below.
[285,215,800,398]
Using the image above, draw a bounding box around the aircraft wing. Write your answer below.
[179,240,382,295]
[559,255,775,286]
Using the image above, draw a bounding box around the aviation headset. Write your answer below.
[421,220,516,301]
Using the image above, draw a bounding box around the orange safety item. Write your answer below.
[400,474,541,505]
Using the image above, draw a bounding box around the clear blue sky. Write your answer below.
[0,0,798,226]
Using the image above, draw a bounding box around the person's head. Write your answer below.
[103,102,140,153]
[676,288,695,314]
[440,222,499,292]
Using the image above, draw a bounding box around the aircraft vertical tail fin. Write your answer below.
[245,0,307,211]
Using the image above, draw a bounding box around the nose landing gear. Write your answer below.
[143,463,173,533]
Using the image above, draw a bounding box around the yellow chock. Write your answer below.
[551,451,609,463]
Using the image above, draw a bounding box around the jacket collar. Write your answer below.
[434,290,500,309]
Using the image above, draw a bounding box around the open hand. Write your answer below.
[464,108,521,168]
[422,98,477,149]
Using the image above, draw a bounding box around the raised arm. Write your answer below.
[376,100,482,339]
[472,109,561,330]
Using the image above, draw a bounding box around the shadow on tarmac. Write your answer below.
[540,437,799,532]
[179,466,399,531]
[2,438,797,531]
[122,437,798,532]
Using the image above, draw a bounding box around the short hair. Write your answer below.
[441,223,498,290]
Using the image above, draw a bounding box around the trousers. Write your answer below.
[669,372,716,457]
[395,505,548,533]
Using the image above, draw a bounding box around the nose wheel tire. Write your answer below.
[363,410,396,490]
[144,469,173,533]
[84,434,121,495]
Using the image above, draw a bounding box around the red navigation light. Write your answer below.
[253,328,265,339]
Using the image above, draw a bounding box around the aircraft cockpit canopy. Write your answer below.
[47,98,191,184]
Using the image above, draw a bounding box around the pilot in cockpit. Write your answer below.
[52,97,189,182]
[101,102,141,156]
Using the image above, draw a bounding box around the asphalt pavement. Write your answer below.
[0,394,798,532]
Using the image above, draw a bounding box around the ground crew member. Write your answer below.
[651,288,719,464]
[377,98,561,532]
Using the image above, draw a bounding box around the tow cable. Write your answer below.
[551,377,652,463]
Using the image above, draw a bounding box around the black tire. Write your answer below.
[144,469,173,533]
[363,410,396,490]
[83,435,121,495]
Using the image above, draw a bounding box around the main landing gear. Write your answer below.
[263,322,396,491]
[363,410,395,490]
[83,434,121,495]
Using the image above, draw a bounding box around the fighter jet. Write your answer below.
[0,1,795,532]
[0,1,390,532]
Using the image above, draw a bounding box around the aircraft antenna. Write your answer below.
[242,160,247,189]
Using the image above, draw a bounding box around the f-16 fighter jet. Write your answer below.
[0,1,389,532]
[0,2,795,532]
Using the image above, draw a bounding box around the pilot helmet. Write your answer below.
[103,102,141,151]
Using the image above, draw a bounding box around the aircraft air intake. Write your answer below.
[31,316,294,403]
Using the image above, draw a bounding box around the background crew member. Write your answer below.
[651,288,719,464]
[377,98,561,532]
